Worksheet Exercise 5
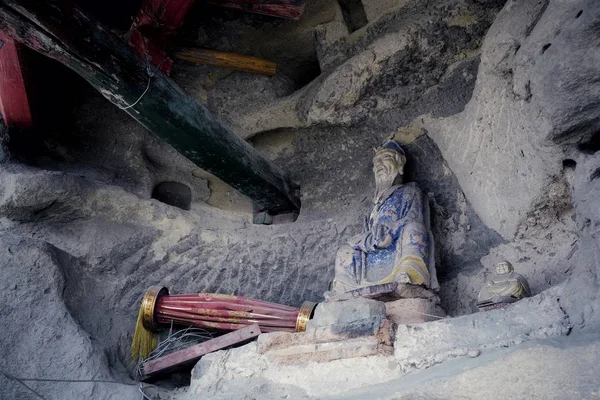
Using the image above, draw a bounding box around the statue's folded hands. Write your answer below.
[373,224,394,249]
[351,224,394,252]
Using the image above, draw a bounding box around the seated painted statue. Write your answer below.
[477,261,531,310]
[329,140,438,295]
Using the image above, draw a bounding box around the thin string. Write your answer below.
[8,377,136,384]
[1,371,136,385]
[134,322,214,380]
[118,45,167,111]
[3,370,144,400]
[1,371,47,400]
[139,384,152,400]
[119,75,152,110]
[389,305,447,320]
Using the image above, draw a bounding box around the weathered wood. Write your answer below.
[128,0,197,75]
[208,0,304,20]
[142,324,261,379]
[0,0,300,214]
[0,31,32,128]
[135,0,196,40]
[175,47,277,76]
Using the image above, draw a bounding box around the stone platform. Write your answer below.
[257,298,393,364]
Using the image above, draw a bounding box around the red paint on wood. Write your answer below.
[142,324,261,378]
[208,0,303,7]
[137,0,197,36]
[208,0,304,19]
[0,31,32,128]
[128,0,196,74]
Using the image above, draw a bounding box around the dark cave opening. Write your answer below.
[337,0,368,33]
[578,131,600,154]
[152,181,193,211]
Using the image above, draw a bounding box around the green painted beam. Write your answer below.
[0,0,300,215]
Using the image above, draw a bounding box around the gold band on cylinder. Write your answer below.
[141,286,169,332]
[295,301,317,332]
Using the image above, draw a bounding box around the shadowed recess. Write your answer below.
[152,181,193,210]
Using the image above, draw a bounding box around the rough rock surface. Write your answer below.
[333,334,600,400]
[0,234,138,400]
[176,333,600,400]
[178,336,600,400]
[0,0,599,398]
[9,82,211,204]
[186,342,402,399]
[554,151,600,332]
[394,291,571,371]
[423,0,600,239]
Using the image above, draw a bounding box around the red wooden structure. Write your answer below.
[127,0,197,75]
[0,31,32,128]
[154,292,304,333]
[209,0,304,20]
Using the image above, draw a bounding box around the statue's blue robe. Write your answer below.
[334,183,438,291]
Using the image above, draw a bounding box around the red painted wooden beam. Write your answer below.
[128,0,197,75]
[141,324,261,379]
[0,31,32,128]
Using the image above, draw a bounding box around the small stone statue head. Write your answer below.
[496,261,514,275]
[373,140,406,202]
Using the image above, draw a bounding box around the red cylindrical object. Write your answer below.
[154,293,300,333]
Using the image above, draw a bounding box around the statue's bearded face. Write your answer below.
[373,149,406,202]
[373,149,405,184]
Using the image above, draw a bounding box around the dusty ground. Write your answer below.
[1,0,599,399]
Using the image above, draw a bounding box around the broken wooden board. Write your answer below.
[0,0,300,215]
[142,324,261,380]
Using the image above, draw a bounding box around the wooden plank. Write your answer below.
[208,0,304,20]
[175,47,277,76]
[0,31,32,128]
[142,324,261,379]
[0,0,300,215]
